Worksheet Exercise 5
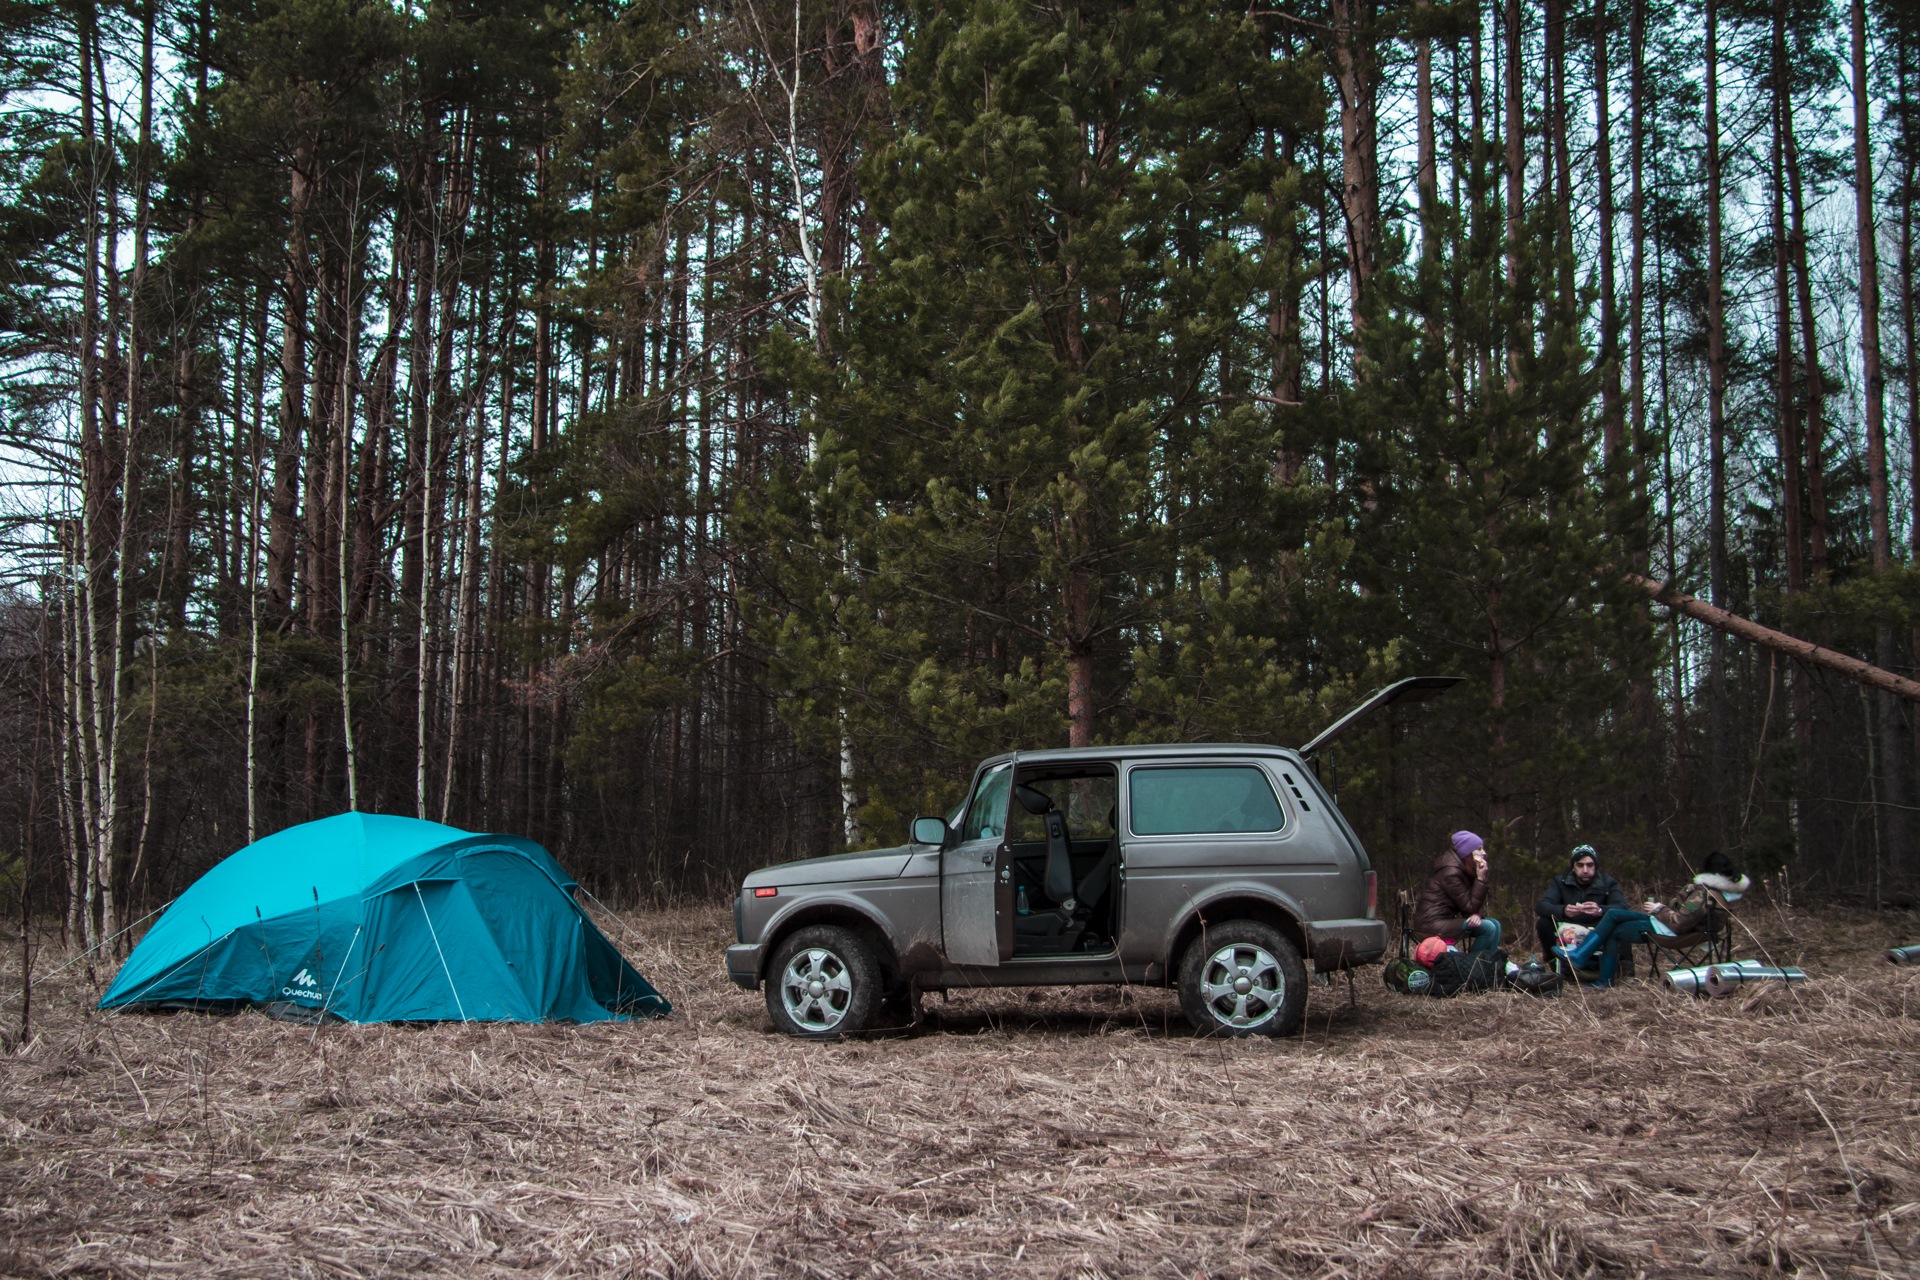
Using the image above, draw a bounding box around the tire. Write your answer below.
[765,925,881,1039]
[1177,920,1308,1038]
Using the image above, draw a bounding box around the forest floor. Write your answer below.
[0,897,1916,1278]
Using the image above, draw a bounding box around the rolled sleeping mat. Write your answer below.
[1704,963,1807,997]
[1661,959,1768,994]
[1661,965,1717,994]
[1886,944,1920,965]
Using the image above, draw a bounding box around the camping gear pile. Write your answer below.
[1383,944,1558,997]
[100,813,669,1024]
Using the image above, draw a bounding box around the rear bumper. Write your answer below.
[1307,918,1389,971]
[725,943,762,990]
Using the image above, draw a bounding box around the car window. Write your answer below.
[962,764,1012,842]
[1007,774,1117,843]
[1129,765,1286,836]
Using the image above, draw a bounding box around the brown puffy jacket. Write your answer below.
[1412,850,1489,940]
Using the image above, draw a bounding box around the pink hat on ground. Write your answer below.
[1414,937,1453,967]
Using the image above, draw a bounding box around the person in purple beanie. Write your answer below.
[1411,829,1502,954]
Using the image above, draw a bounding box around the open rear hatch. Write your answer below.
[1299,676,1463,758]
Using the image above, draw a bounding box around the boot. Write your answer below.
[1592,952,1619,989]
[1558,932,1603,970]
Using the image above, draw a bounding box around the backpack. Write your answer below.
[1505,962,1563,997]
[1429,948,1506,997]
[1382,958,1433,996]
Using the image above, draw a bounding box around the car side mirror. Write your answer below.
[910,816,948,846]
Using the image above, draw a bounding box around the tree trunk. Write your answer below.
[1328,0,1377,335]
[1632,577,1920,704]
[1705,0,1729,845]
[268,142,314,620]
[1416,0,1436,255]
[1628,0,1645,472]
[1901,33,1920,816]
[1504,0,1525,387]
[1784,86,1829,583]
[1773,0,1813,862]
[1851,0,1910,869]
[1067,568,1096,749]
[1547,0,1574,309]
[1595,0,1621,457]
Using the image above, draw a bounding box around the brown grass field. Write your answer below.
[0,897,1917,1278]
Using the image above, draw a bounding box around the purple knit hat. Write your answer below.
[1450,830,1484,860]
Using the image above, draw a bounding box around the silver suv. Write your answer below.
[726,678,1457,1038]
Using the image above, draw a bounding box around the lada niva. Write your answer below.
[726,677,1458,1038]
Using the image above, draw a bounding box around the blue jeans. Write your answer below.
[1578,908,1652,953]
[1461,918,1502,954]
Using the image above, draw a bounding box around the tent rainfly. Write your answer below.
[100,813,669,1023]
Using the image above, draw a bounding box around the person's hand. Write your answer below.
[1465,913,1482,929]
[1472,851,1488,880]
[1572,902,1600,918]
[1643,900,1662,913]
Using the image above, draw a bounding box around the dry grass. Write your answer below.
[1,899,1917,1278]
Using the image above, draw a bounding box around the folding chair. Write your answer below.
[1640,898,1734,980]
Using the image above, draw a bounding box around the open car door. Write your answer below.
[1300,676,1463,758]
[942,761,1015,965]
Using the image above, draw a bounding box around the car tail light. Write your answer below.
[1365,871,1377,919]
[754,887,778,898]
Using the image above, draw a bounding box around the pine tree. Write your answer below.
[1340,186,1652,854]
[760,0,1320,832]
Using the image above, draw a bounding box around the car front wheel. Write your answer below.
[765,925,881,1039]
[1177,920,1308,1038]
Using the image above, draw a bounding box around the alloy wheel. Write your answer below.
[778,946,855,1033]
[1197,941,1286,1031]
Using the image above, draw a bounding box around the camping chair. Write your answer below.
[1640,898,1734,979]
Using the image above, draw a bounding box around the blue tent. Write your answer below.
[100,814,669,1023]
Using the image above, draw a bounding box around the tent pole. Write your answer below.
[412,884,467,1022]
[312,925,362,1032]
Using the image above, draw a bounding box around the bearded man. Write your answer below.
[1536,845,1628,963]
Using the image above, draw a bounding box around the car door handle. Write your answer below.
[981,851,995,865]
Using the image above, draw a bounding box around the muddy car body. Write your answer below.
[726,678,1457,1038]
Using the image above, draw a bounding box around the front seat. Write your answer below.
[1072,809,1120,919]
[1013,796,1118,952]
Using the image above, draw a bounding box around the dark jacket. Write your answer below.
[1412,850,1489,940]
[1536,869,1628,922]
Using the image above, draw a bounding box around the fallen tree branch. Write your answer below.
[1629,574,1920,704]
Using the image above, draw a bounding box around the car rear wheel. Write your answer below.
[1178,921,1307,1038]
[766,925,880,1039]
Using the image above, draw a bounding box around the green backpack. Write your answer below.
[1382,958,1433,996]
